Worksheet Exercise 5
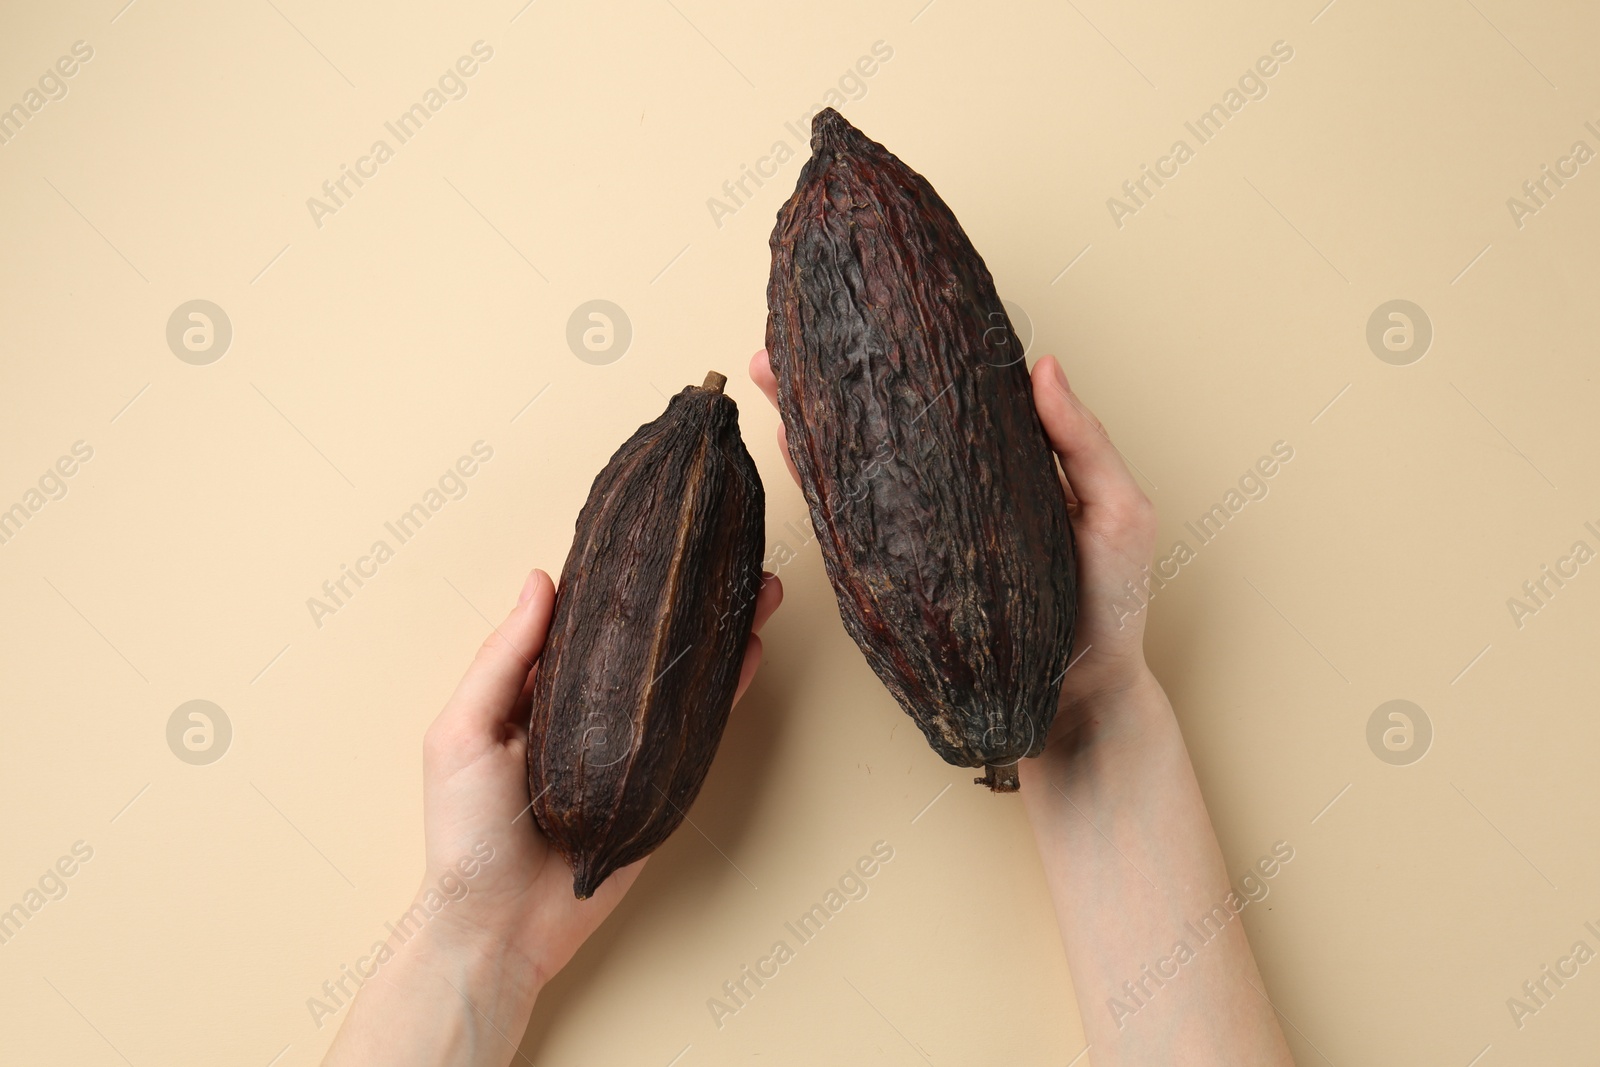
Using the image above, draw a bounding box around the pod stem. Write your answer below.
[976,763,1021,792]
[701,371,727,393]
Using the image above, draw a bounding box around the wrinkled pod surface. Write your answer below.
[766,109,1077,792]
[527,373,765,896]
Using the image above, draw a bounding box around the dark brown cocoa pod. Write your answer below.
[527,372,765,897]
[765,109,1076,792]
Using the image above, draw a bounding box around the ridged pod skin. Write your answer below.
[765,109,1076,792]
[527,373,765,897]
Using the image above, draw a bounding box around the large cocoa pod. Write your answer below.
[527,373,765,897]
[765,109,1076,792]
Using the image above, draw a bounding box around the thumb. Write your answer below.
[440,569,556,739]
[1031,355,1144,511]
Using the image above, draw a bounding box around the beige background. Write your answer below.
[2,0,1597,1063]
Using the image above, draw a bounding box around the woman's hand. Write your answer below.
[1022,355,1160,755]
[419,566,783,988]
[747,347,1155,757]
[322,564,782,1067]
[750,346,1290,1065]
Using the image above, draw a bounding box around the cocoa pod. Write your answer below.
[765,109,1076,792]
[527,372,765,897]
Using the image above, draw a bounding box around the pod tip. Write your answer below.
[810,107,849,152]
[701,371,727,393]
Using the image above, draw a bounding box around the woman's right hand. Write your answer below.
[747,347,1159,756]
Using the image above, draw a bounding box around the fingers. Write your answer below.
[752,573,783,632]
[734,634,763,704]
[440,569,555,739]
[750,348,802,486]
[775,423,801,486]
[750,348,779,408]
[449,564,779,744]
[730,572,784,705]
[1031,356,1147,515]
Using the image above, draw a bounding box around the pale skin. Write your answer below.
[321,568,783,1066]
[323,349,1292,1067]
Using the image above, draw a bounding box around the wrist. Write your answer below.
[401,890,544,1022]
[1026,663,1169,778]
[321,917,539,1067]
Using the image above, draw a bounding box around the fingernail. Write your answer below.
[1049,356,1070,392]
[518,569,540,606]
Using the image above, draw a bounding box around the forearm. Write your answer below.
[321,900,541,1067]
[1019,669,1292,1066]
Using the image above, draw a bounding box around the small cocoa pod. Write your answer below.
[765,109,1077,792]
[527,372,765,897]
